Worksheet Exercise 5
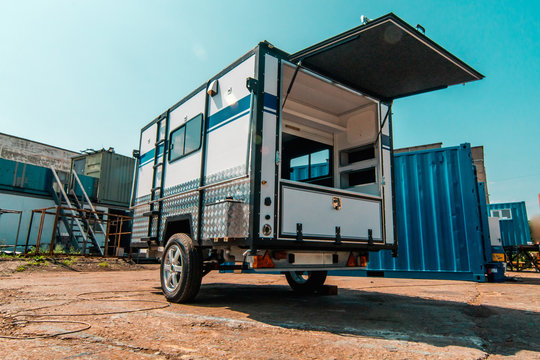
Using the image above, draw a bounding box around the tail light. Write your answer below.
[253,252,274,268]
[346,252,357,267]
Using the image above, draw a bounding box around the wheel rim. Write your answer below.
[163,244,183,292]
[290,271,310,284]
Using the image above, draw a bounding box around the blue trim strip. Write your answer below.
[138,92,278,167]
[263,93,278,111]
[139,144,164,167]
[208,109,250,133]
[207,95,251,130]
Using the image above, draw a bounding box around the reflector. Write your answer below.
[346,252,357,267]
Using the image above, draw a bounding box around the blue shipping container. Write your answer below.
[334,143,490,282]
[488,202,530,247]
[0,158,53,197]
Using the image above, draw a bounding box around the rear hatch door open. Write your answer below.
[289,13,484,101]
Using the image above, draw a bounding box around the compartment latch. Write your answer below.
[296,223,303,242]
[335,226,341,245]
[332,196,342,210]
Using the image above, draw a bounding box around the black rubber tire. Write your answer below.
[160,233,202,303]
[285,271,327,294]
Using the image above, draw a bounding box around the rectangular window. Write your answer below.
[491,209,512,220]
[289,149,330,182]
[169,114,203,162]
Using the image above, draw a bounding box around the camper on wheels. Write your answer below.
[131,13,483,302]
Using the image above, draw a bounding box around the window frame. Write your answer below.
[491,209,512,220]
[168,113,204,163]
[289,148,331,182]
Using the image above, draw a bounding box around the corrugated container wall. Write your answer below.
[367,143,489,281]
[488,202,531,247]
[71,151,135,207]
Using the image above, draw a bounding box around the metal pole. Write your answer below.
[24,211,34,254]
[104,216,111,257]
[49,206,61,255]
[13,211,22,254]
[116,217,124,257]
[35,210,46,255]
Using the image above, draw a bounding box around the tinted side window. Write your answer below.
[169,114,203,162]
[169,127,185,162]
[184,114,203,154]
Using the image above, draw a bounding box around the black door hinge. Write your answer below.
[246,77,258,93]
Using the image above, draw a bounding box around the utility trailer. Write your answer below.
[131,13,483,302]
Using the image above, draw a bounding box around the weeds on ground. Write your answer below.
[27,255,48,267]
[60,258,75,267]
[98,261,109,268]
[15,265,26,272]
[0,253,21,259]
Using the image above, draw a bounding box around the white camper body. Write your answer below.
[131,13,483,302]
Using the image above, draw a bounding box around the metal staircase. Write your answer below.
[50,167,105,256]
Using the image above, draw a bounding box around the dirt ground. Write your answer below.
[0,264,539,360]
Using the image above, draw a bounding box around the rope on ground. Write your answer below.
[0,289,169,340]
[0,319,91,340]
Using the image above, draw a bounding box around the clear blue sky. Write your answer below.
[1,1,539,217]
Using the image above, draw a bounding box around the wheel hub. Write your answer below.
[163,244,182,292]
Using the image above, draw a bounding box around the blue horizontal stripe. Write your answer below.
[138,92,276,167]
[208,109,250,133]
[264,93,278,111]
[139,144,164,167]
[207,95,251,130]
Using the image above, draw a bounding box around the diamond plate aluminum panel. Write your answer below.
[132,169,251,244]
[201,177,251,239]
[132,194,151,243]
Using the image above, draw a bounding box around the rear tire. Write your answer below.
[285,271,327,294]
[160,233,202,303]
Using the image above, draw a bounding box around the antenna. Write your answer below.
[416,24,426,34]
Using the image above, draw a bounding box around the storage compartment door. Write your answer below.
[280,182,383,242]
[289,13,483,100]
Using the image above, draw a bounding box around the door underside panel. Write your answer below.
[290,13,483,101]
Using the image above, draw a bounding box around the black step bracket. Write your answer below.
[288,253,295,264]
[151,186,162,192]
[368,229,373,245]
[155,138,166,146]
[335,226,341,245]
[141,236,158,245]
[153,162,163,168]
[296,223,303,242]
[142,210,159,217]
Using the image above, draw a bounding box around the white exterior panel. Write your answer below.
[280,184,382,240]
[259,54,279,237]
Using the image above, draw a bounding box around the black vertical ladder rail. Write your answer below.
[145,114,169,246]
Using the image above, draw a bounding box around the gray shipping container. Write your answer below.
[71,150,135,207]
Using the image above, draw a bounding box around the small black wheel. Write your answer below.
[160,233,202,303]
[285,271,327,294]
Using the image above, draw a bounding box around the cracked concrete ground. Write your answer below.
[0,266,539,359]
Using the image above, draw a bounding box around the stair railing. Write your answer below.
[50,167,104,256]
[72,171,108,237]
